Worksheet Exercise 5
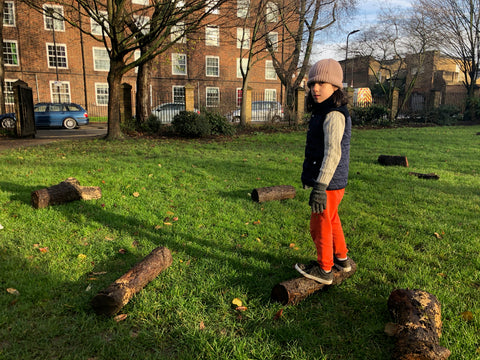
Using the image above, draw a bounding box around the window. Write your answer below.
[47,43,68,68]
[237,28,250,49]
[4,80,16,104]
[206,56,219,77]
[265,89,277,102]
[134,49,141,73]
[265,60,276,80]
[206,87,220,107]
[172,53,187,75]
[134,15,150,34]
[237,58,248,78]
[93,47,110,71]
[174,0,185,8]
[3,41,18,66]
[171,22,186,43]
[3,1,15,26]
[132,0,149,4]
[50,81,70,103]
[173,86,185,103]
[91,11,108,36]
[266,2,278,23]
[96,83,109,105]
[43,5,64,31]
[267,32,278,51]
[206,26,219,46]
[237,0,249,18]
[206,0,220,14]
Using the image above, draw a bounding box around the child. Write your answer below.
[295,58,352,285]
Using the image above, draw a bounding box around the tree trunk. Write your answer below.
[106,59,125,140]
[386,289,451,360]
[135,47,152,126]
[31,177,101,209]
[271,259,357,305]
[91,246,173,316]
[251,185,296,202]
[378,155,409,167]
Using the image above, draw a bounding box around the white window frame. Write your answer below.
[236,58,248,78]
[132,0,149,4]
[50,81,71,103]
[237,28,250,49]
[267,32,278,52]
[4,79,16,104]
[171,22,186,43]
[206,56,219,77]
[43,4,64,31]
[3,40,19,66]
[95,83,109,106]
[206,87,220,107]
[91,11,108,36]
[46,43,68,69]
[237,0,249,18]
[173,85,185,103]
[134,15,150,35]
[205,25,219,46]
[266,2,279,23]
[205,0,220,14]
[3,1,15,27]
[172,53,187,75]
[265,60,276,80]
[265,89,277,102]
[93,47,110,71]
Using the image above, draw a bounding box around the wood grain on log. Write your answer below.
[271,259,357,305]
[91,247,173,316]
[251,185,296,202]
[378,155,409,167]
[386,288,451,360]
[31,177,101,208]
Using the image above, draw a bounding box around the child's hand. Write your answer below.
[309,183,327,213]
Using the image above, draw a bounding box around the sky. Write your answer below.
[311,0,412,62]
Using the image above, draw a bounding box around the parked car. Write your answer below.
[0,102,89,130]
[228,101,284,122]
[151,103,200,123]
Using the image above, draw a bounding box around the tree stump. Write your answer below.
[91,246,173,316]
[386,288,451,360]
[251,185,296,202]
[271,258,357,305]
[378,155,409,167]
[31,177,101,209]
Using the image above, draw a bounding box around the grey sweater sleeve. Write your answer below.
[316,111,346,186]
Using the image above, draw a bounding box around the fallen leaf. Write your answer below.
[0,223,3,230]
[114,314,128,322]
[289,243,295,248]
[236,306,248,311]
[172,217,179,222]
[164,222,172,226]
[154,225,162,230]
[6,288,20,296]
[232,298,243,307]
[199,321,205,330]
[461,311,474,322]
[256,238,261,243]
[273,308,283,320]
[39,247,49,253]
[133,192,140,197]
[437,272,447,278]
[434,232,442,239]
[253,220,261,225]
[105,236,114,241]
[118,248,126,254]
[166,211,175,216]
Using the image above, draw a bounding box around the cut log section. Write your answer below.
[251,185,296,203]
[408,172,439,180]
[378,155,409,167]
[91,246,173,316]
[271,258,357,305]
[31,177,101,209]
[386,288,451,360]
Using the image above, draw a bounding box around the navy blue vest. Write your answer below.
[301,102,351,190]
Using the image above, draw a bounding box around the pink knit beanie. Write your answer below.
[307,59,343,89]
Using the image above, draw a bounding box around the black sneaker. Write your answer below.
[295,261,333,285]
[334,257,352,272]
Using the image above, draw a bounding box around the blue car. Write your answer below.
[0,102,89,130]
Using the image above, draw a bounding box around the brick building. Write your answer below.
[2,0,289,118]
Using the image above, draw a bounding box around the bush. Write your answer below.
[204,111,236,136]
[172,111,211,138]
[425,105,462,125]
[463,97,480,122]
[350,105,389,126]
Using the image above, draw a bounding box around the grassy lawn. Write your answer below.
[0,125,479,359]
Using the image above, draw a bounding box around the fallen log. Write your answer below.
[271,258,357,305]
[251,185,296,203]
[91,246,173,316]
[31,177,101,209]
[408,172,439,180]
[386,288,451,360]
[378,155,409,167]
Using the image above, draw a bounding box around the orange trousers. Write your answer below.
[310,188,348,271]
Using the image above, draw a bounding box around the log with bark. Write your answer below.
[378,155,409,167]
[271,258,357,305]
[251,185,296,203]
[31,177,101,209]
[408,172,439,180]
[91,246,173,316]
[385,288,451,360]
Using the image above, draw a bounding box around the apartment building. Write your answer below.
[2,0,288,117]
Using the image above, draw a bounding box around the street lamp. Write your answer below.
[345,30,360,88]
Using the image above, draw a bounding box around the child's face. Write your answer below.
[310,82,337,104]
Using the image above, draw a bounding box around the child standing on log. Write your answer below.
[295,59,352,285]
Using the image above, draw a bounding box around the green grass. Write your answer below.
[0,125,479,359]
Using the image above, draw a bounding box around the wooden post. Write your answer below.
[185,83,195,112]
[251,185,296,203]
[91,247,173,316]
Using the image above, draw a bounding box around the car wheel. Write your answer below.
[63,117,77,129]
[1,117,15,129]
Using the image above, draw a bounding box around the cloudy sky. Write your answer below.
[311,0,412,61]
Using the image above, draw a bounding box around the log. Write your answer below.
[378,155,409,167]
[408,172,439,180]
[386,289,451,360]
[271,258,357,305]
[31,177,101,209]
[91,246,173,316]
[251,185,296,202]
